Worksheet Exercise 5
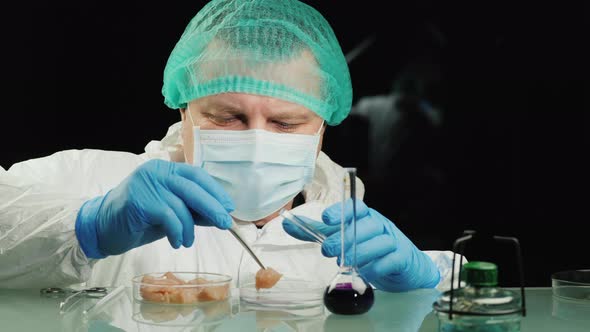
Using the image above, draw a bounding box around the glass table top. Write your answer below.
[0,287,588,331]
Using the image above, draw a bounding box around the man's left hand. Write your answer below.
[283,199,440,292]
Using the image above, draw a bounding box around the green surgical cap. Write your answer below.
[162,0,352,126]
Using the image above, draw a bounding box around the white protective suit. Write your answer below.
[0,122,460,290]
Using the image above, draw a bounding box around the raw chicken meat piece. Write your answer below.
[255,267,283,290]
[198,284,230,301]
[140,272,229,304]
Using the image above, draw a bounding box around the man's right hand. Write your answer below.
[75,159,235,258]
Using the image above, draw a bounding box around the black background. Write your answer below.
[1,1,588,287]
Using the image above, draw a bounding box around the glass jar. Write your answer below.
[433,261,523,332]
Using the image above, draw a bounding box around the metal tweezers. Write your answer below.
[228,222,267,270]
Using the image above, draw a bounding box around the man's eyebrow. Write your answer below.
[204,102,243,114]
[270,111,313,121]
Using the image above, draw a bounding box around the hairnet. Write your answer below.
[162,0,352,126]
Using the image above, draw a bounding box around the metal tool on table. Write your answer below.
[228,222,266,270]
[41,287,108,298]
[83,285,126,316]
[40,286,115,314]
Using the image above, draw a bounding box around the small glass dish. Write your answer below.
[239,277,325,310]
[132,272,232,305]
[551,269,590,301]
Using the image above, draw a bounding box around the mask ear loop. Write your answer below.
[187,104,197,128]
[315,120,325,135]
[184,104,199,164]
[301,119,324,186]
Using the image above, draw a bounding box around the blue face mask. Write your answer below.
[189,115,323,221]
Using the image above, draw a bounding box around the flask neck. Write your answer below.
[340,169,359,270]
[337,265,359,275]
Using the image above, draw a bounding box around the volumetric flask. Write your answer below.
[323,167,375,315]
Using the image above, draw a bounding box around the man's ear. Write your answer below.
[179,108,186,121]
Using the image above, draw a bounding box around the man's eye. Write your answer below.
[273,121,296,129]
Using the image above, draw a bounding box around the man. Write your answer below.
[0,0,457,292]
[351,58,444,175]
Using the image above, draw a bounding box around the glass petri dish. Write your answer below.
[132,298,233,327]
[551,269,590,301]
[132,272,232,305]
[239,277,325,310]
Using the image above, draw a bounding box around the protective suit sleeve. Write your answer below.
[424,250,467,291]
[0,149,147,288]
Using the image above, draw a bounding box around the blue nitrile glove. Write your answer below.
[282,199,440,292]
[75,160,235,259]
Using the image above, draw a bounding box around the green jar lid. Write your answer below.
[460,261,498,286]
